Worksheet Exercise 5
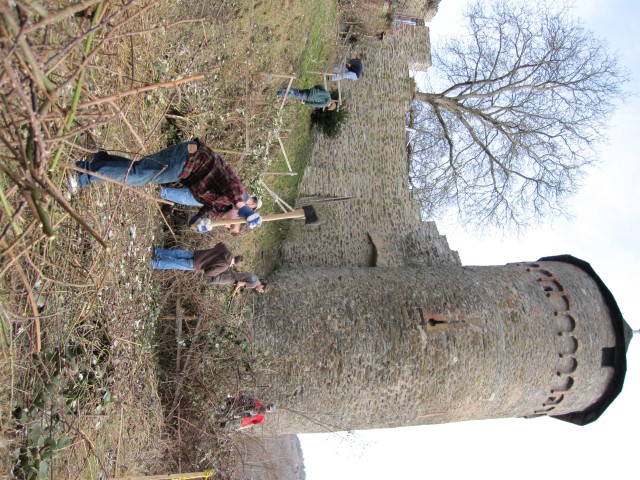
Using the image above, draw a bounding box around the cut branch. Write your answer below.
[78,75,205,109]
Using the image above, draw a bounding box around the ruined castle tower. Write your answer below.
[246,12,632,436]
[251,256,631,435]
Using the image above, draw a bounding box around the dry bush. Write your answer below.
[0,2,186,476]
[150,211,268,474]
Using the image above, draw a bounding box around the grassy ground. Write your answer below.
[0,0,339,478]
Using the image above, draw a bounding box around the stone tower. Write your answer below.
[251,256,631,435]
[247,11,632,436]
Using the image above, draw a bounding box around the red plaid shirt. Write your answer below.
[179,144,247,220]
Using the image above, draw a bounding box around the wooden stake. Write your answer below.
[113,405,124,478]
[276,136,293,172]
[176,299,183,372]
[279,77,295,111]
[111,472,214,480]
[261,171,298,176]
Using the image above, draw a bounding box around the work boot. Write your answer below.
[160,203,174,217]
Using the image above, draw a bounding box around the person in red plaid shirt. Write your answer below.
[72,140,262,231]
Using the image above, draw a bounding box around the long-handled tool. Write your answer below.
[210,205,320,227]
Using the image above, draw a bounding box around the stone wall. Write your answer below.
[233,435,304,480]
[283,28,460,269]
[393,0,441,22]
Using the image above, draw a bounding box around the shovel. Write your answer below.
[209,205,320,227]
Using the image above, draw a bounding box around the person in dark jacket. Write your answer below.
[331,53,364,81]
[151,243,267,293]
[208,270,268,294]
[151,242,242,276]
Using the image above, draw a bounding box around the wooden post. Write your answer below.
[276,136,293,172]
[279,76,295,111]
[111,471,214,480]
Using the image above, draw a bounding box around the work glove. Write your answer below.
[245,213,262,229]
[238,206,262,229]
[189,215,213,233]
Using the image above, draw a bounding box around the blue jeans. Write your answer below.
[331,66,358,81]
[277,88,309,102]
[331,71,358,81]
[76,142,195,187]
[151,248,194,270]
[160,187,203,206]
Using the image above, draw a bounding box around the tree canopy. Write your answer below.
[409,0,628,231]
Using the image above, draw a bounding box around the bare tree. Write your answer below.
[410,0,627,231]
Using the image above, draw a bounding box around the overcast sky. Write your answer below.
[300,0,639,478]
